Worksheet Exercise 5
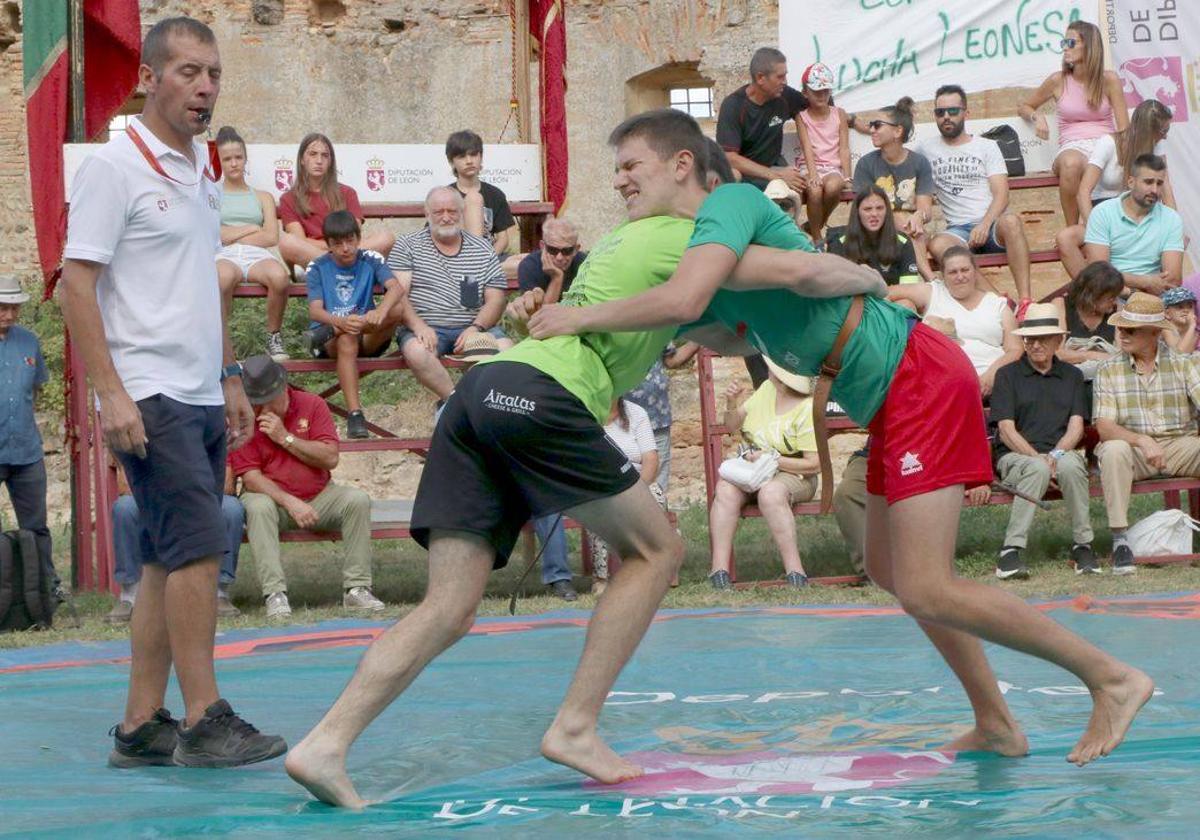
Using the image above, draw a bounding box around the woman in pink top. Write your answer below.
[1019,21,1129,226]
[795,62,850,239]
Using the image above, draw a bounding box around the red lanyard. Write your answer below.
[126,122,219,185]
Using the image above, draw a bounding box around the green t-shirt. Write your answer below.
[685,183,915,426]
[483,216,694,422]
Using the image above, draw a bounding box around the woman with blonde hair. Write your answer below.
[278,133,395,267]
[1019,20,1129,226]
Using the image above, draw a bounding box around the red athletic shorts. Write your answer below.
[866,322,994,504]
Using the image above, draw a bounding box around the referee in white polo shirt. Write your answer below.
[61,17,285,769]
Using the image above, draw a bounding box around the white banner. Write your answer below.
[1108,1,1200,266]
[780,0,1097,111]
[65,143,543,204]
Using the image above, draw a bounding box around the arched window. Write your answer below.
[626,62,714,124]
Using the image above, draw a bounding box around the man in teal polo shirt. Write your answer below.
[529,158,1155,770]
[1084,153,1184,294]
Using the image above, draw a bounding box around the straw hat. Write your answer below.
[763,356,812,395]
[450,330,501,363]
[1013,302,1067,337]
[0,275,30,305]
[1107,291,1170,330]
[922,314,961,343]
[764,178,802,209]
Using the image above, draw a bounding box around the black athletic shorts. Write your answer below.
[410,361,640,568]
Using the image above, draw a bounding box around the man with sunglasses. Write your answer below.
[917,85,1033,306]
[517,217,587,303]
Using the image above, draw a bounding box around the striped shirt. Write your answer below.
[1093,342,1200,438]
[387,228,504,328]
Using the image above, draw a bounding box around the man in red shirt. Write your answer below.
[230,355,383,617]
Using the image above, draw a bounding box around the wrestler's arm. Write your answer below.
[528,244,886,337]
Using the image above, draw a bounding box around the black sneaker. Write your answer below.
[995,547,1029,580]
[172,699,287,768]
[1111,544,1137,576]
[346,410,369,439]
[548,580,578,602]
[1071,544,1102,575]
[108,708,180,768]
[709,570,732,590]
[786,571,809,588]
[302,324,334,358]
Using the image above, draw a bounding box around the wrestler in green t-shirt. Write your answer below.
[480,215,694,422]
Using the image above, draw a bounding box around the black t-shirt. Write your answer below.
[451,181,515,241]
[517,249,587,294]
[826,231,920,285]
[990,356,1088,458]
[716,84,808,187]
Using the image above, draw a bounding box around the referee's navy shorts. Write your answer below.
[410,361,640,568]
[114,394,228,573]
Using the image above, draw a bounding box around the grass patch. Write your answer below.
[4,493,1197,650]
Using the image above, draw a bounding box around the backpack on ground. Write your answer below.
[981,124,1026,178]
[0,529,56,631]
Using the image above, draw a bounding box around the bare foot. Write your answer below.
[1067,667,1154,767]
[944,720,1029,757]
[285,735,368,810]
[541,721,643,784]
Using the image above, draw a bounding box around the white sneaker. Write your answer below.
[266,332,288,362]
[343,586,385,611]
[265,591,292,618]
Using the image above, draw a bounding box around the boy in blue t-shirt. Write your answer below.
[304,210,409,438]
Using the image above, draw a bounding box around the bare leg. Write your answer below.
[1055,224,1088,281]
[805,181,826,237]
[1053,149,1087,227]
[886,486,1153,766]
[332,332,363,411]
[248,259,291,333]
[278,231,327,267]
[286,531,493,808]
[864,493,1026,756]
[995,213,1032,302]
[361,229,396,259]
[821,174,845,230]
[927,233,960,267]
[400,338,455,400]
[708,478,749,574]
[164,556,222,726]
[216,260,240,324]
[122,563,173,731]
[541,481,684,783]
[756,479,805,576]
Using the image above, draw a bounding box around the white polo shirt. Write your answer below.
[64,116,224,406]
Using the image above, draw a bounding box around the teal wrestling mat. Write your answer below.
[2,595,1197,837]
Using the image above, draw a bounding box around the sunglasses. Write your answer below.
[868,119,898,131]
[1060,37,1078,49]
[544,244,578,257]
[774,199,796,212]
[1116,326,1151,335]
[933,107,964,118]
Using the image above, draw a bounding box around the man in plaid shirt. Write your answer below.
[1094,291,1200,574]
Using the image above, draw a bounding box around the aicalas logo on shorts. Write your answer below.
[483,389,537,414]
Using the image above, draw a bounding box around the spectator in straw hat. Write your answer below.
[991,303,1095,579]
[709,357,820,590]
[764,178,803,228]
[1094,291,1200,574]
[0,275,57,591]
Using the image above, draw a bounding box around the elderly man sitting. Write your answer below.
[230,355,382,617]
[990,303,1095,579]
[388,186,512,406]
[1094,292,1200,574]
